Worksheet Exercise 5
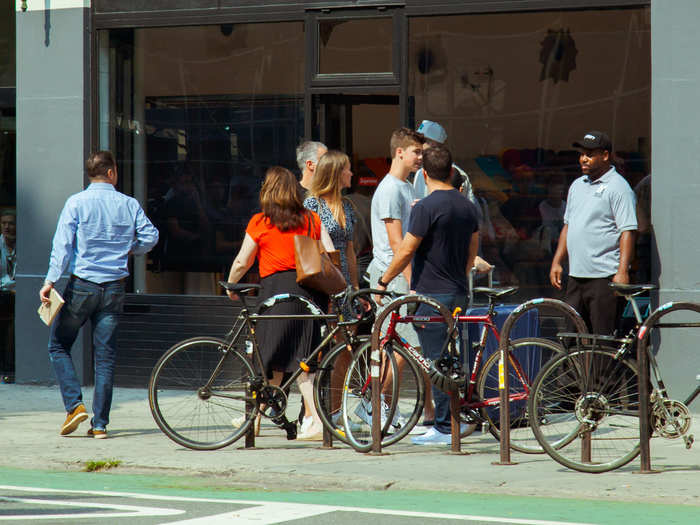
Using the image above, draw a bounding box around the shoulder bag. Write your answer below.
[294,213,346,295]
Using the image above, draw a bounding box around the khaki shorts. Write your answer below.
[368,259,420,349]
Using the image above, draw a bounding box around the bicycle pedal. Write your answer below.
[481,422,490,434]
[684,434,694,449]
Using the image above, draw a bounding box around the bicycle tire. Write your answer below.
[529,347,643,472]
[341,340,424,452]
[476,337,565,454]
[148,336,256,450]
[313,335,370,446]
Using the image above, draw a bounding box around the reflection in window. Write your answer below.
[0,3,14,380]
[409,9,650,300]
[102,23,305,294]
[319,18,392,74]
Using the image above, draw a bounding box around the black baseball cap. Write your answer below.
[572,131,612,152]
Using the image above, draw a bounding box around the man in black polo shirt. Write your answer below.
[375,143,479,445]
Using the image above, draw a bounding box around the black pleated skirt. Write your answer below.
[255,270,328,376]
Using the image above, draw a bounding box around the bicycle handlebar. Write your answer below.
[343,287,400,303]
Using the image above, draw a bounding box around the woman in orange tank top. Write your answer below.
[226,167,333,440]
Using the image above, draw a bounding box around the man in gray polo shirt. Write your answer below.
[550,131,637,335]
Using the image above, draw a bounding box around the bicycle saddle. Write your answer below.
[472,286,518,299]
[218,281,262,293]
[608,283,657,296]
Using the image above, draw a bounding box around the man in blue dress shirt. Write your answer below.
[39,151,159,438]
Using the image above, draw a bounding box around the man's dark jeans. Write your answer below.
[414,292,466,435]
[48,277,125,430]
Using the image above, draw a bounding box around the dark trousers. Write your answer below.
[415,292,466,435]
[565,276,620,336]
[48,276,125,430]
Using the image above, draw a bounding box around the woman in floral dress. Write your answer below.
[304,150,358,290]
[303,150,358,435]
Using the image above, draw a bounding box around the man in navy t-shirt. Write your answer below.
[375,143,479,445]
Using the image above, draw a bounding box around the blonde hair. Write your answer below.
[309,150,349,229]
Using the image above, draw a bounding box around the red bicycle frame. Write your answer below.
[371,308,533,410]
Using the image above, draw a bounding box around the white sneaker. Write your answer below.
[300,415,313,434]
[410,427,451,445]
[410,423,472,444]
[354,398,388,427]
[391,409,406,429]
[408,423,429,435]
[231,415,247,428]
[297,421,323,441]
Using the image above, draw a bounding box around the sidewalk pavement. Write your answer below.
[1,383,698,506]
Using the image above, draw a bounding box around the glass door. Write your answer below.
[312,93,399,187]
[305,6,407,184]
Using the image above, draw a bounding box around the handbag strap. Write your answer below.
[305,210,315,238]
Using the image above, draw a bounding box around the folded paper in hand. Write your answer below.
[38,287,65,326]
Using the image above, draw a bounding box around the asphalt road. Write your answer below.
[2,469,699,525]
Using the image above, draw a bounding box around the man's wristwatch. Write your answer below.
[377,277,389,287]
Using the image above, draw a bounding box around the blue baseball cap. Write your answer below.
[416,120,447,144]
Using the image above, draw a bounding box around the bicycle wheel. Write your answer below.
[313,336,369,446]
[148,337,256,450]
[476,337,565,454]
[529,347,642,472]
[341,340,424,452]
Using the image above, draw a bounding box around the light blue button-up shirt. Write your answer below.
[46,183,159,284]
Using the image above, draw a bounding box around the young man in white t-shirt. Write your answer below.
[361,128,424,430]
[369,127,424,293]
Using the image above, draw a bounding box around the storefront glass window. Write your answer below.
[318,18,393,74]
[0,4,15,381]
[409,9,651,301]
[101,23,305,294]
[0,5,15,208]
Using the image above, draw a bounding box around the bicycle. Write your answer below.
[528,282,700,473]
[339,287,588,453]
[148,282,383,450]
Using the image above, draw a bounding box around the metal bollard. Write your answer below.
[450,391,463,454]
[496,343,514,465]
[244,379,255,448]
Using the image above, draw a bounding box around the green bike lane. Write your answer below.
[1,467,697,525]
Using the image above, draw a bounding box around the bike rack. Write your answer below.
[368,294,457,455]
[245,350,256,448]
[370,360,385,454]
[495,298,587,465]
[370,346,463,455]
[635,301,700,473]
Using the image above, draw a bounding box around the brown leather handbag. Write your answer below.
[294,214,346,295]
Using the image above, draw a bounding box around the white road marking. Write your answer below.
[0,485,597,525]
[168,502,333,524]
[0,495,184,520]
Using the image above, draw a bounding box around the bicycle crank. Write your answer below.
[258,385,288,417]
[652,398,691,440]
[257,385,297,440]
